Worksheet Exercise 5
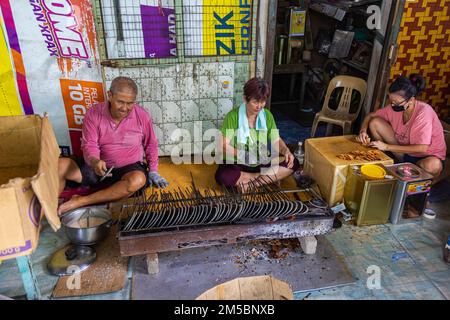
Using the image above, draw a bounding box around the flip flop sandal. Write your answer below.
[423,208,437,219]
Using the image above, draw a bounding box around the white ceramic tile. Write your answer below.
[193,121,203,142]
[180,100,199,121]
[202,120,217,140]
[164,123,183,144]
[198,99,218,120]
[158,146,165,156]
[119,67,140,80]
[217,120,224,128]
[217,98,233,118]
[160,65,178,77]
[218,75,234,98]
[198,76,218,98]
[218,62,234,76]
[164,144,175,156]
[142,102,163,124]
[141,78,162,101]
[178,77,197,100]
[162,101,181,123]
[181,121,195,142]
[198,63,218,76]
[178,125,194,145]
[171,142,194,159]
[179,63,194,77]
[153,124,165,146]
[140,66,160,78]
[234,95,244,107]
[171,128,192,149]
[161,77,179,101]
[192,63,201,78]
[203,124,221,144]
[104,67,120,81]
[193,141,203,155]
[134,79,143,102]
[139,66,151,79]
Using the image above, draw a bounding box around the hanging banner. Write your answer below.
[101,0,177,59]
[0,16,23,116]
[60,79,105,156]
[0,1,34,115]
[183,0,253,56]
[141,5,177,58]
[0,0,105,156]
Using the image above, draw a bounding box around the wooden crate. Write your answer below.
[304,135,394,206]
[196,276,293,300]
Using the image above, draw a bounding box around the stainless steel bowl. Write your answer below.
[61,207,113,246]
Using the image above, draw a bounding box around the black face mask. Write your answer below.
[392,104,406,112]
[391,97,412,113]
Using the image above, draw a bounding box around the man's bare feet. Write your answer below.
[58,195,85,215]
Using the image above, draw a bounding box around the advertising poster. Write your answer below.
[289,9,306,36]
[183,0,253,56]
[0,0,105,156]
[102,0,177,59]
[0,15,23,116]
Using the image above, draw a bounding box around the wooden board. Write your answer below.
[306,135,392,166]
[51,224,128,298]
[156,161,298,193]
[196,276,294,300]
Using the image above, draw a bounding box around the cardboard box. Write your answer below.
[304,135,393,206]
[0,115,61,261]
[196,276,293,300]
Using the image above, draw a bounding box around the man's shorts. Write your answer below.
[67,156,149,188]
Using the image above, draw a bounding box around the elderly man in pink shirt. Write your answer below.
[58,76,167,214]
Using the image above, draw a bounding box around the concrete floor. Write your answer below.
[296,200,450,300]
[1,200,449,300]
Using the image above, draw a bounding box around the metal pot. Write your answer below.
[61,207,113,246]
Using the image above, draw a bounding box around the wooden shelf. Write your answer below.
[273,63,307,75]
[341,59,369,74]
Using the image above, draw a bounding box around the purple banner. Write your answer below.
[140,5,177,58]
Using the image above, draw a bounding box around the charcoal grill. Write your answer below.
[117,176,334,271]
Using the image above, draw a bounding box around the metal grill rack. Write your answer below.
[117,175,335,257]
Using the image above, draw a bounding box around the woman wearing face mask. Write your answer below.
[357,74,446,177]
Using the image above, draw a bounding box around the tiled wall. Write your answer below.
[105,61,250,156]
[390,0,450,118]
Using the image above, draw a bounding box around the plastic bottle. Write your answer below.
[444,235,450,264]
[294,141,304,165]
